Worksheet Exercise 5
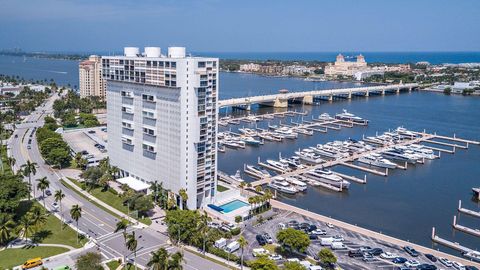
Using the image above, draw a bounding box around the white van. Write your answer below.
[225,241,240,253]
[331,242,347,250]
[214,238,227,249]
[320,237,334,246]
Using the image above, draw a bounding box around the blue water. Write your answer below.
[219,199,249,213]
[197,51,480,64]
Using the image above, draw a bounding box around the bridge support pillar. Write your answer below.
[273,97,288,108]
[302,95,314,105]
[347,92,352,99]
[328,95,333,102]
[365,90,369,97]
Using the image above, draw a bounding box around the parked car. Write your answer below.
[367,248,383,256]
[311,229,327,235]
[380,252,397,259]
[308,234,318,240]
[452,261,466,270]
[405,259,420,268]
[392,257,408,264]
[359,246,372,252]
[332,235,344,242]
[225,241,240,253]
[214,238,227,249]
[262,233,274,244]
[299,222,310,231]
[268,254,283,261]
[331,242,347,250]
[404,246,420,257]
[424,254,437,262]
[438,257,453,267]
[307,224,317,232]
[278,223,286,229]
[416,264,437,270]
[362,253,375,262]
[466,266,479,270]
[256,234,267,246]
[287,220,299,228]
[45,189,52,196]
[348,250,363,258]
[326,222,334,228]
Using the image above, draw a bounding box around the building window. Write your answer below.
[143,127,155,136]
[142,110,155,119]
[142,144,156,153]
[198,62,206,68]
[142,94,155,102]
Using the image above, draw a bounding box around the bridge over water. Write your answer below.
[218,83,419,110]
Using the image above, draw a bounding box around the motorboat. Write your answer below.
[294,127,313,136]
[242,136,263,146]
[318,113,332,121]
[238,128,257,136]
[310,145,340,159]
[381,149,416,163]
[396,127,417,137]
[408,144,437,159]
[358,154,397,169]
[268,124,279,130]
[244,165,271,179]
[305,169,350,189]
[285,176,308,191]
[266,159,290,172]
[222,140,242,149]
[276,127,298,139]
[295,149,324,164]
[268,177,297,194]
[281,156,305,169]
[335,109,367,123]
[229,170,244,182]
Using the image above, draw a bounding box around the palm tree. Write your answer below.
[126,231,138,270]
[29,206,47,233]
[18,213,34,242]
[70,205,82,243]
[115,219,129,263]
[264,189,273,205]
[150,181,162,204]
[0,215,15,245]
[147,247,169,270]
[168,252,184,270]
[36,177,50,208]
[248,196,255,212]
[6,156,16,170]
[255,185,262,193]
[178,188,188,210]
[239,181,246,195]
[237,236,248,270]
[54,189,65,229]
[198,211,211,255]
[21,160,37,200]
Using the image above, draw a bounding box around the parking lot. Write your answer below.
[62,126,108,167]
[236,209,472,270]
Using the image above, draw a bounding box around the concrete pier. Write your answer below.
[452,215,480,238]
[339,162,388,176]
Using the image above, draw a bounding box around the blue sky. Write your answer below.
[1,0,479,52]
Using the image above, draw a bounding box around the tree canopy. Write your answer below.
[276,228,310,253]
[0,174,29,213]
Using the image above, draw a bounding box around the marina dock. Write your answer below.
[249,131,479,190]
[431,227,475,254]
[452,215,480,238]
[458,200,480,218]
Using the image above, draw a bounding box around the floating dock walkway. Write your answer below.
[458,200,480,218]
[431,227,475,254]
[452,215,480,238]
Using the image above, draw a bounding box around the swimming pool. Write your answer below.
[219,200,249,213]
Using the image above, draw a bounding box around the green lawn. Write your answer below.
[106,259,121,270]
[217,184,229,192]
[1,145,14,176]
[0,246,69,269]
[65,178,152,225]
[15,201,87,248]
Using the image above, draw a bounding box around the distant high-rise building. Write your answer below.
[79,55,105,99]
[103,47,218,209]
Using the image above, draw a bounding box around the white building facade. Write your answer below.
[103,47,219,209]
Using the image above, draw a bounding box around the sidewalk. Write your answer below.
[56,170,146,228]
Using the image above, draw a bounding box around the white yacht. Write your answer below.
[229,170,244,182]
[238,128,257,136]
[463,251,480,263]
[305,169,351,189]
[242,136,263,146]
[285,176,308,191]
[310,145,339,159]
[281,156,305,169]
[276,127,298,139]
[396,127,417,137]
[268,177,297,194]
[408,144,437,159]
[244,165,271,179]
[318,113,332,121]
[335,109,367,123]
[295,149,324,164]
[358,154,397,169]
[266,159,290,172]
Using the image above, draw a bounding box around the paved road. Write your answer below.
[8,93,229,270]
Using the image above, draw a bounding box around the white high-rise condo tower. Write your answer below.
[103,47,218,209]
